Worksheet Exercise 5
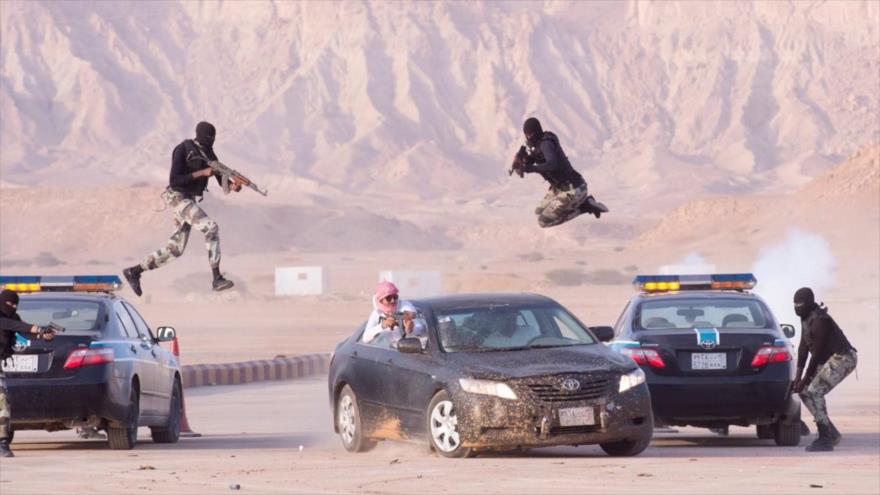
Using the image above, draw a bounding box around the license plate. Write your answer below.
[558,406,595,427]
[1,354,39,373]
[692,352,726,370]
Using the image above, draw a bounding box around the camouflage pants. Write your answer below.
[800,350,857,424]
[534,184,588,228]
[140,189,220,271]
[0,372,9,439]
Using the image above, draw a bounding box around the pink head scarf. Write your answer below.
[374,281,400,314]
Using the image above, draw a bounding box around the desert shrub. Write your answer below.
[582,269,629,285]
[545,269,586,286]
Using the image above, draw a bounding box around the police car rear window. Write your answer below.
[635,299,770,330]
[17,300,102,335]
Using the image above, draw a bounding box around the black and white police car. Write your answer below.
[1,275,183,449]
[606,273,802,446]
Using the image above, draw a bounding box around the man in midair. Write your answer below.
[510,117,608,228]
[123,122,241,295]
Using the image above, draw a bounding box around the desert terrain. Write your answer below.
[1,1,879,494]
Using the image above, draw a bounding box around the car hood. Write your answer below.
[449,345,635,380]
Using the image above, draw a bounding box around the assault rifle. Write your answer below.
[192,156,268,196]
[509,145,536,178]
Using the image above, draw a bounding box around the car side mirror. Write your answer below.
[780,324,796,339]
[589,326,615,342]
[397,338,423,354]
[156,326,177,342]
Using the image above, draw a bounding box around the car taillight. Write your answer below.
[622,347,666,369]
[750,346,791,368]
[64,348,114,369]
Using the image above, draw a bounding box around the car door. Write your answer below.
[349,332,397,420]
[115,301,159,417]
[382,311,439,436]
[123,302,174,418]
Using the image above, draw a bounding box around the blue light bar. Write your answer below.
[0,275,122,293]
[633,273,757,292]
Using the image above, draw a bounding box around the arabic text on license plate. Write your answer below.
[692,352,726,370]
[558,407,595,427]
[1,354,38,373]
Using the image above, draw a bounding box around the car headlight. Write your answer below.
[458,378,518,400]
[618,368,646,393]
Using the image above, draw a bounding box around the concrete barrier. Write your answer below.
[181,353,330,388]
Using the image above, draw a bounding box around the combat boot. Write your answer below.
[211,267,234,292]
[578,196,609,219]
[123,265,144,297]
[806,422,834,452]
[0,438,14,458]
[828,421,841,446]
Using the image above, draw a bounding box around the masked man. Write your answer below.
[510,117,608,228]
[0,289,58,457]
[792,287,858,452]
[123,122,241,296]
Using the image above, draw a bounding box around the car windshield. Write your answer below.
[435,305,596,352]
[17,299,103,335]
[635,298,771,330]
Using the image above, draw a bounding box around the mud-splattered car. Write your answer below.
[328,293,653,458]
[607,273,802,446]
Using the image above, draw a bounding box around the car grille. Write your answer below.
[524,375,612,403]
[550,425,600,436]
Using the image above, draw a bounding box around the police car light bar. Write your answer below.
[0,275,122,293]
[633,273,757,292]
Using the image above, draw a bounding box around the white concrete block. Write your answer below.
[275,266,326,296]
[378,270,442,298]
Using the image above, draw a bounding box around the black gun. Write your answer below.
[191,155,269,196]
[509,145,535,178]
[41,322,65,336]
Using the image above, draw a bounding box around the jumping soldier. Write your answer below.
[791,287,858,452]
[123,122,241,296]
[510,117,608,228]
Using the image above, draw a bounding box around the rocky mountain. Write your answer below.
[2,0,878,203]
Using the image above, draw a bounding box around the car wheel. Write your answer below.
[600,435,652,457]
[150,380,182,444]
[774,420,801,446]
[756,423,775,439]
[336,385,376,453]
[108,385,139,450]
[426,391,474,458]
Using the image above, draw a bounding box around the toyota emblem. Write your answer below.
[561,378,581,391]
[699,340,717,350]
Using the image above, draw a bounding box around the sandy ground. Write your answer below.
[1,375,878,495]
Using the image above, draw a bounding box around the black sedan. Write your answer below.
[607,274,802,446]
[2,277,183,449]
[328,293,653,458]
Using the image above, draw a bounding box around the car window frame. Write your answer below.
[632,296,774,331]
[114,302,139,340]
[433,303,597,353]
[121,301,156,342]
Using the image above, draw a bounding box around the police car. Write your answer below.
[606,274,802,446]
[1,276,183,449]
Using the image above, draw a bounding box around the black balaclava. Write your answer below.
[523,117,543,146]
[195,121,216,149]
[793,287,817,318]
[0,289,19,318]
